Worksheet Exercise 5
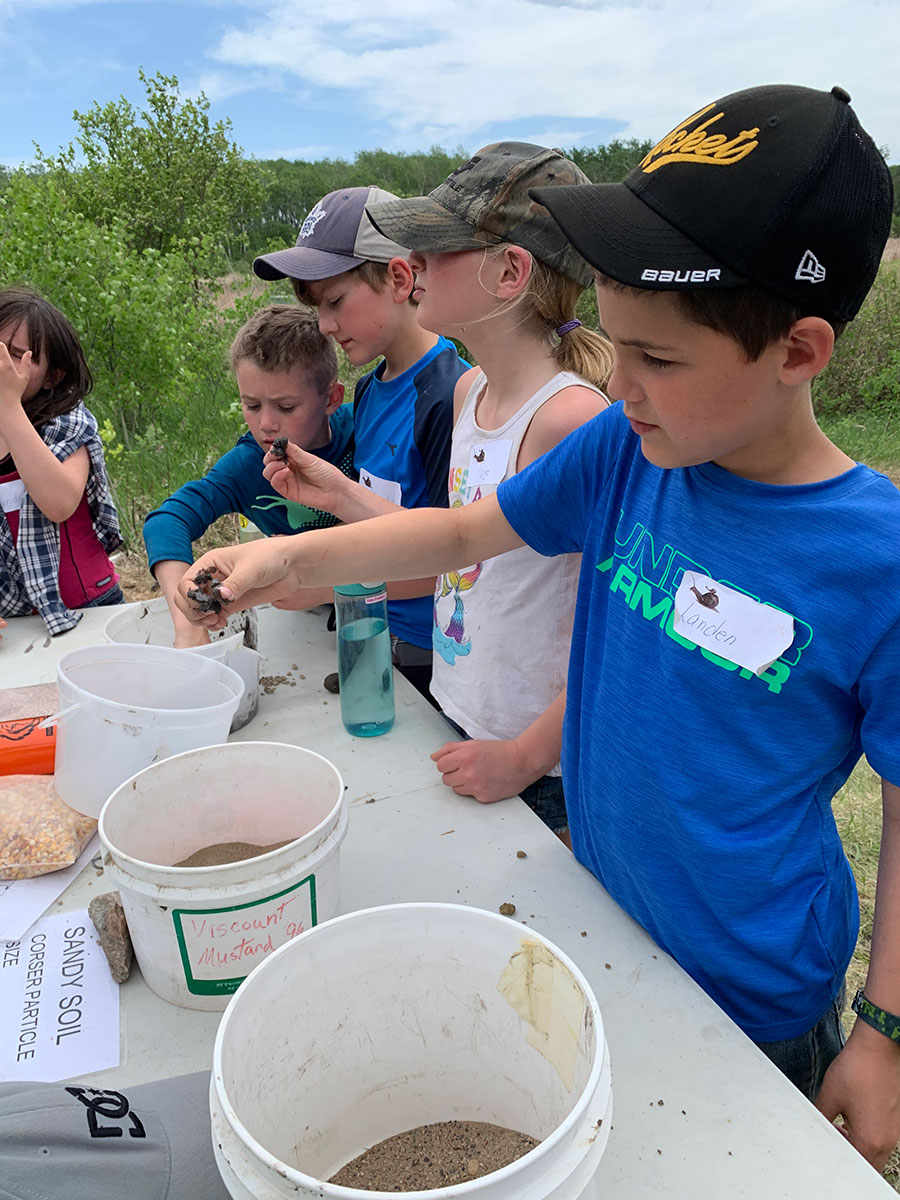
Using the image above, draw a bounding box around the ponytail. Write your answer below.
[527,258,614,390]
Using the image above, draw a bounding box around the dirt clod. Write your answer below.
[271,436,289,461]
[516,850,527,859]
[499,902,516,916]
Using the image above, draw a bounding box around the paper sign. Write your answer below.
[673,571,795,674]
[0,836,100,942]
[172,873,316,997]
[467,440,512,489]
[358,469,402,505]
[0,908,120,1082]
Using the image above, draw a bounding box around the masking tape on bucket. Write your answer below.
[172,873,317,997]
[497,939,586,1091]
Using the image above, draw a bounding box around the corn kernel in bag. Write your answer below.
[0,775,97,881]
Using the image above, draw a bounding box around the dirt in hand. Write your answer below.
[173,839,293,868]
[188,567,230,615]
[328,1119,540,1192]
[271,436,289,461]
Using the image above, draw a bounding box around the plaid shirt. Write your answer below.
[0,403,122,635]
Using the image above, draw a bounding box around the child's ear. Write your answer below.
[493,246,533,301]
[778,317,835,384]
[385,257,415,304]
[324,381,344,414]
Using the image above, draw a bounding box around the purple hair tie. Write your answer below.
[555,319,582,337]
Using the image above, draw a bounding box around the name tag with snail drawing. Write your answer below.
[467,440,512,489]
[673,571,795,675]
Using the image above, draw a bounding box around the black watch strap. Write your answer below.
[851,989,900,1042]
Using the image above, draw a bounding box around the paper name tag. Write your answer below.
[673,571,795,674]
[359,469,402,505]
[467,440,512,489]
[0,480,25,514]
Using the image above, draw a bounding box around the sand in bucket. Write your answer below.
[99,741,347,1010]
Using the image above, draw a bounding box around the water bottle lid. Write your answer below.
[334,582,387,597]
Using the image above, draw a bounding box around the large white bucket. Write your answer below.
[103,598,261,732]
[51,644,244,819]
[211,903,612,1199]
[98,741,347,1010]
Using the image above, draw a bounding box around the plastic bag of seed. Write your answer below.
[0,776,97,880]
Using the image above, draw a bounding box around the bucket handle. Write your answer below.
[39,704,80,729]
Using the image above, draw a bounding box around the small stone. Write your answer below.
[516,850,527,859]
[88,892,133,983]
[467,1159,481,1176]
[324,672,340,694]
[499,902,516,916]
[581,930,587,937]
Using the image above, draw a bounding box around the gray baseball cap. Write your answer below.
[367,142,594,287]
[0,1072,229,1200]
[253,186,412,281]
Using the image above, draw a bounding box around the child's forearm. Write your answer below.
[177,496,523,623]
[513,689,566,781]
[0,409,89,522]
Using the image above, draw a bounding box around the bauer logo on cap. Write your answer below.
[640,102,760,174]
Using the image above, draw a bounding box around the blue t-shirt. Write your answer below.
[498,402,900,1041]
[143,404,355,568]
[353,336,468,648]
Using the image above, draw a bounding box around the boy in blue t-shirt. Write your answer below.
[143,306,353,646]
[179,85,899,1171]
[253,185,468,699]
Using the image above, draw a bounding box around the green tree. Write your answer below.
[37,69,268,276]
[569,138,654,183]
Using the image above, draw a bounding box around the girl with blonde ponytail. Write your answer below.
[363,142,612,838]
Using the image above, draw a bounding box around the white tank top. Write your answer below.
[431,370,607,765]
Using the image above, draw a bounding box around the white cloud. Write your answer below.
[209,0,900,156]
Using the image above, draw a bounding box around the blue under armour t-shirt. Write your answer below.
[497,402,900,1041]
[353,336,468,648]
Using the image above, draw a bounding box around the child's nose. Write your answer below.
[317,310,337,337]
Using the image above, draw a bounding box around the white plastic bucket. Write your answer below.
[103,598,261,732]
[50,644,244,819]
[211,903,612,1199]
[98,741,347,1011]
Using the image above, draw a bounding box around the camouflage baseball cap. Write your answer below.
[366,142,594,287]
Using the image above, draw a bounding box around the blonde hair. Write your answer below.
[483,247,614,390]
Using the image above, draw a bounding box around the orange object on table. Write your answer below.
[0,716,56,775]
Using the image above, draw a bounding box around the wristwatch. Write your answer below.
[851,989,900,1042]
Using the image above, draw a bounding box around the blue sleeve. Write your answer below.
[412,346,469,509]
[143,437,264,568]
[498,404,623,555]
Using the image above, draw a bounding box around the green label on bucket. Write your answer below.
[171,875,318,996]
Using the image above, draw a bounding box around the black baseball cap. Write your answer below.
[532,84,893,322]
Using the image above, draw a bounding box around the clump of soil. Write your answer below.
[187,566,229,615]
[271,436,289,461]
[328,1120,539,1192]
[173,839,292,868]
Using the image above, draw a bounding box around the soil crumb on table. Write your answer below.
[328,1119,539,1191]
[173,839,292,868]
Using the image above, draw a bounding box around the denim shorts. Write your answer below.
[440,714,569,835]
[754,982,847,1100]
[81,584,125,609]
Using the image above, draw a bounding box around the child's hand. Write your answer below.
[0,342,31,411]
[431,738,533,805]
[815,1022,900,1170]
[263,442,345,515]
[175,542,303,628]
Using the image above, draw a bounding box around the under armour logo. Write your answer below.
[65,1087,146,1139]
[795,250,825,284]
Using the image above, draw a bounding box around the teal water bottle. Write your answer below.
[333,583,395,737]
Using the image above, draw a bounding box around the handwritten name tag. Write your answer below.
[359,469,402,506]
[673,571,795,675]
[468,440,512,489]
[0,480,25,514]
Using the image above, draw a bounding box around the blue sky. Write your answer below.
[2,0,898,169]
